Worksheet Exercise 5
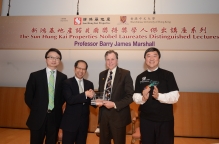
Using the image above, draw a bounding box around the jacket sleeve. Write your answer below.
[25,73,35,109]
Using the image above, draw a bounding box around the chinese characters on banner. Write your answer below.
[0,14,219,50]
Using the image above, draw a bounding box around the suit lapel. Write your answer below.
[42,69,49,96]
[55,71,62,98]
[83,79,88,91]
[111,67,121,96]
[101,70,108,92]
[71,77,79,94]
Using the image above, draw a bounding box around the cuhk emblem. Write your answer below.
[142,77,146,81]
[120,16,127,23]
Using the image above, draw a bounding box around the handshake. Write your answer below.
[85,89,96,99]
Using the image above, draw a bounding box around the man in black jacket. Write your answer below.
[60,60,95,144]
[25,48,67,144]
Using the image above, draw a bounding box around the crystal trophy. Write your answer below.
[91,92,105,105]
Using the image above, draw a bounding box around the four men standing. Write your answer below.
[25,47,179,144]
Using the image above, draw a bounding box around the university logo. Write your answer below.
[74,17,82,25]
[140,76,149,83]
[120,16,127,23]
[142,77,146,81]
[117,16,128,25]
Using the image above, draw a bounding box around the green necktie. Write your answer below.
[48,71,55,110]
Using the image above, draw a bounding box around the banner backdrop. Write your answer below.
[0,14,219,50]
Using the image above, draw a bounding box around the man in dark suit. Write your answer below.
[25,48,67,144]
[98,50,134,144]
[60,60,95,144]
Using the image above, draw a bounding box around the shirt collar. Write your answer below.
[75,76,83,82]
[147,67,158,72]
[108,66,117,74]
[46,67,57,74]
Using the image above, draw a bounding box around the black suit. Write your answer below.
[25,68,67,144]
[60,77,94,144]
[98,67,134,144]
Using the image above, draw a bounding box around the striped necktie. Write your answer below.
[105,71,113,100]
[48,71,55,110]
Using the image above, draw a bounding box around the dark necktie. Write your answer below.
[105,71,113,100]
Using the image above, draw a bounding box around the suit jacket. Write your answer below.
[60,77,94,132]
[25,68,67,130]
[98,67,134,128]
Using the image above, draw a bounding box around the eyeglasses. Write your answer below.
[47,56,60,61]
[76,67,86,71]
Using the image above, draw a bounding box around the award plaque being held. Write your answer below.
[91,92,105,105]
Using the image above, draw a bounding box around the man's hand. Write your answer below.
[142,93,149,102]
[152,86,159,99]
[102,101,115,109]
[85,89,95,99]
[95,99,104,106]
[142,86,150,102]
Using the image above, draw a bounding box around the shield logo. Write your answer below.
[120,16,127,23]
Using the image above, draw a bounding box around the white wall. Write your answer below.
[1,0,219,92]
[1,0,219,16]
[0,50,219,92]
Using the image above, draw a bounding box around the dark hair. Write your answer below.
[104,50,118,59]
[144,47,161,59]
[45,48,62,60]
[74,60,88,70]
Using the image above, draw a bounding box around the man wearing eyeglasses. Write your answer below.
[60,60,95,144]
[25,48,67,144]
[133,47,179,144]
